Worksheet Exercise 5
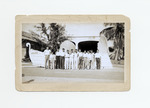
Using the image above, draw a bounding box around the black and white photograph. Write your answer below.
[22,23,125,82]
[2,0,150,107]
[15,15,130,91]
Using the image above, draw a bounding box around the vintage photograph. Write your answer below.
[22,23,124,82]
[16,15,130,91]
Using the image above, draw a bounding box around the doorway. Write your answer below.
[78,41,98,53]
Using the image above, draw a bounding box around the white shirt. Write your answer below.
[70,53,74,58]
[90,53,94,60]
[95,53,101,58]
[83,53,87,57]
[44,49,51,55]
[60,51,65,56]
[86,53,91,59]
[78,52,83,57]
[74,53,78,58]
[49,54,56,61]
[53,54,56,60]
[65,53,70,58]
[83,53,88,58]
[56,51,60,56]
[49,54,53,60]
[50,54,56,59]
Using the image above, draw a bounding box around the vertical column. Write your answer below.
[97,36,100,51]
[97,42,100,51]
[75,42,79,50]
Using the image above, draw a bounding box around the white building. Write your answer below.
[60,34,113,68]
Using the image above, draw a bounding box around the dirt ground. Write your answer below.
[22,62,124,83]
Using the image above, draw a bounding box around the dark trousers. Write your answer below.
[60,56,65,69]
[96,58,101,69]
[89,60,92,69]
[56,56,60,69]
[79,57,83,69]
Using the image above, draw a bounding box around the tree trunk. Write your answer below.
[115,48,119,61]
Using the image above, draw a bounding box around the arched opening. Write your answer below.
[78,41,99,53]
[60,40,76,52]
[70,41,76,45]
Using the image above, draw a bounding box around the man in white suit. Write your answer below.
[44,47,51,69]
[70,49,74,70]
[74,49,78,69]
[49,52,55,69]
[86,51,90,69]
[65,50,70,69]
[83,50,87,69]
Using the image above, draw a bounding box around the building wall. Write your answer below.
[67,36,100,49]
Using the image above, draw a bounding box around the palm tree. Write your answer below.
[102,23,124,61]
[37,23,67,53]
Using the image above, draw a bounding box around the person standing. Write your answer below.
[86,51,90,69]
[60,48,65,69]
[74,49,78,69]
[49,52,55,69]
[44,47,51,69]
[95,49,101,69]
[49,51,52,69]
[65,50,70,69]
[90,50,95,70]
[70,49,74,70]
[56,49,60,69]
[89,51,92,69]
[53,53,56,69]
[83,50,87,69]
[78,49,83,70]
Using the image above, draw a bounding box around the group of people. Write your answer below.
[44,47,101,70]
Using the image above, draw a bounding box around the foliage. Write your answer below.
[102,23,125,60]
[36,23,67,53]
